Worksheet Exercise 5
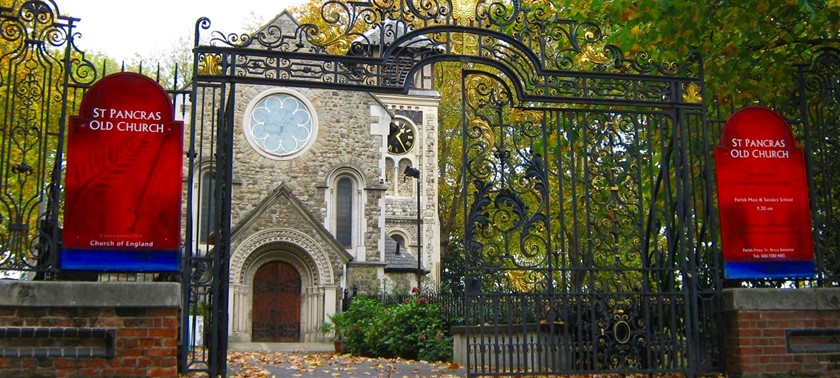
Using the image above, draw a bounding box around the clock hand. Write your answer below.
[394,128,405,149]
[397,127,412,150]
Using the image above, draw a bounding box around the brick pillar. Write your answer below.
[723,288,840,378]
[0,281,180,378]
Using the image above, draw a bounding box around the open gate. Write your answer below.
[185,1,721,376]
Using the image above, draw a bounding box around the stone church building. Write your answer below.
[186,12,441,343]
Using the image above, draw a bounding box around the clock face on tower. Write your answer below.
[387,118,415,154]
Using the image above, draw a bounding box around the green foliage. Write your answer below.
[436,62,469,269]
[440,237,466,296]
[331,296,387,356]
[582,0,840,104]
[329,296,452,362]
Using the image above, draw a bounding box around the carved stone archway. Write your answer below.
[228,229,341,342]
[231,228,338,286]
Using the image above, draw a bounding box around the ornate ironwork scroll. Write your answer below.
[193,0,701,107]
[0,0,95,276]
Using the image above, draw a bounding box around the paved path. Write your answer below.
[227,343,466,378]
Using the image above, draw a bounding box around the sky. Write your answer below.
[60,0,303,61]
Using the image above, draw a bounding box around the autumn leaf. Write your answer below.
[621,6,638,21]
[723,43,738,55]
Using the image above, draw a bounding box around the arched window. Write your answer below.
[336,178,353,247]
[328,169,365,255]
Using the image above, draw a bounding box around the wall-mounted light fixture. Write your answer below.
[403,166,421,290]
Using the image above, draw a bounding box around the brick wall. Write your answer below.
[723,288,840,378]
[0,282,180,378]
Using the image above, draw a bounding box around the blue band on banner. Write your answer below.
[724,261,815,280]
[60,249,180,272]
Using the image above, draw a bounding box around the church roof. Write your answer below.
[384,237,426,273]
[229,183,354,265]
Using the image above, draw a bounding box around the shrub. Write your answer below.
[330,294,452,362]
[331,296,387,356]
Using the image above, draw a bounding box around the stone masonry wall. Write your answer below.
[229,86,387,263]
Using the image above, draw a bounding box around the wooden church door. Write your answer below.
[252,261,301,342]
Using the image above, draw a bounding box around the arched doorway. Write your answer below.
[251,261,301,342]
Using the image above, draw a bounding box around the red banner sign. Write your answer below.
[714,106,814,278]
[61,72,183,271]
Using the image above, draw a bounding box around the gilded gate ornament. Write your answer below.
[682,82,703,103]
[452,0,477,22]
[197,54,223,76]
[581,44,610,65]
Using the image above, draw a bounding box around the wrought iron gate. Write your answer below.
[794,47,840,284]
[0,0,85,279]
[1,0,834,377]
[459,69,721,375]
[186,1,721,376]
[180,78,235,376]
[0,0,189,282]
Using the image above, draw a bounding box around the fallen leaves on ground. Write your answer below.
[222,352,726,378]
[227,351,465,378]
